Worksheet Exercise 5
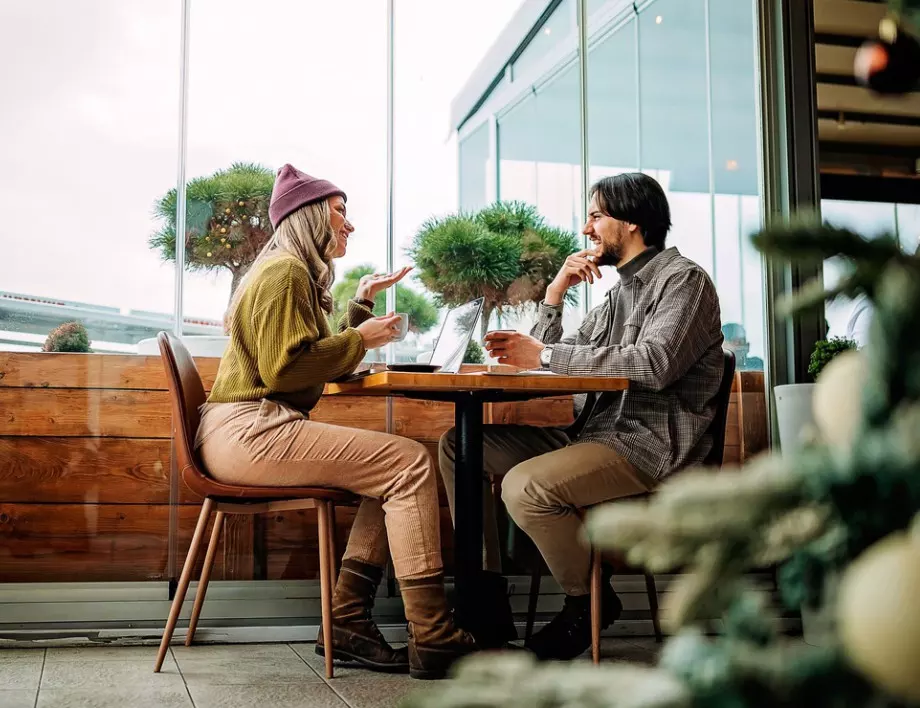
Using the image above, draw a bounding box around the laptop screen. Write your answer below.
[429,298,484,374]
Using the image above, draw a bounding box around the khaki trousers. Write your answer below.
[196,400,442,580]
[439,425,655,595]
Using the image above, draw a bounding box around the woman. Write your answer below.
[197,164,475,680]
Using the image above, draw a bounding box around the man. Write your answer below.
[439,173,724,659]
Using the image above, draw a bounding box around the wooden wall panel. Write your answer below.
[0,438,171,504]
[0,353,220,391]
[0,389,172,438]
[0,353,769,584]
[0,503,200,583]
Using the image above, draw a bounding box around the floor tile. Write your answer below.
[174,645,321,686]
[40,659,183,690]
[0,690,37,708]
[330,679,419,708]
[37,686,193,708]
[189,683,348,708]
[171,643,300,662]
[0,650,44,664]
[0,661,43,691]
[290,643,410,681]
[45,646,167,663]
[595,638,659,666]
[622,637,665,655]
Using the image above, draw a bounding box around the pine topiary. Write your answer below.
[42,322,91,353]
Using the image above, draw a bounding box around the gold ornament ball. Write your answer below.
[206,252,212,257]
[224,208,231,215]
[220,227,227,234]
[813,350,866,449]
[238,201,246,207]
[837,531,920,702]
[225,244,232,249]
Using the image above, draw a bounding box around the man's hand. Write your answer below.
[483,332,545,370]
[355,266,412,303]
[545,248,602,306]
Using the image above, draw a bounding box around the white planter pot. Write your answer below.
[136,335,229,358]
[773,383,818,455]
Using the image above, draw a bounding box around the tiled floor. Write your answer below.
[0,639,662,708]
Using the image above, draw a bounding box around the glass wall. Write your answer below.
[0,0,180,353]
[821,200,920,347]
[458,0,765,366]
[181,0,388,358]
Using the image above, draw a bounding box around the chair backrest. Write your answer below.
[157,331,213,498]
[702,349,737,467]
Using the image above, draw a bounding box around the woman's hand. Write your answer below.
[355,266,413,303]
[356,313,404,350]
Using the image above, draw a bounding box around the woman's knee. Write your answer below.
[391,437,435,487]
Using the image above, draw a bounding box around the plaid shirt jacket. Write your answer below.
[531,247,724,480]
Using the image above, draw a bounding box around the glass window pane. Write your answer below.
[0,0,180,590]
[182,0,388,361]
[639,0,709,193]
[459,123,492,213]
[396,0,521,365]
[821,200,897,346]
[710,0,764,370]
[497,63,583,337]
[897,204,920,254]
[0,0,180,353]
[513,0,576,82]
[587,16,639,305]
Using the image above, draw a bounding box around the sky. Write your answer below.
[0,0,523,325]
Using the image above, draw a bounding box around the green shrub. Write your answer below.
[42,322,91,353]
[808,336,857,379]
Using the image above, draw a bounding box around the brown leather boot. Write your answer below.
[316,559,409,673]
[400,574,478,680]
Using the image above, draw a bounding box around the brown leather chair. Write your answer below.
[153,332,359,679]
[521,349,736,663]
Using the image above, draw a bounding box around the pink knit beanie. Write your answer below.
[268,164,347,228]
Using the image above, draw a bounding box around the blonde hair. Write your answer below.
[226,200,338,328]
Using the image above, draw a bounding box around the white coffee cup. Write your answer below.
[393,313,409,342]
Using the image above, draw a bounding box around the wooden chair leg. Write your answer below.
[645,573,663,643]
[185,510,225,646]
[155,498,214,672]
[590,548,602,664]
[525,566,542,641]
[328,504,339,589]
[316,500,336,680]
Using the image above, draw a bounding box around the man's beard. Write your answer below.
[594,241,621,267]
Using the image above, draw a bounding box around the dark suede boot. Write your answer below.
[400,573,478,680]
[456,571,518,650]
[316,559,409,673]
[524,568,622,661]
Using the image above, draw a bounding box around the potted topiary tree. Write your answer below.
[409,202,580,341]
[774,336,857,454]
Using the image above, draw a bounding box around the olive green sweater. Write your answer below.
[207,255,373,413]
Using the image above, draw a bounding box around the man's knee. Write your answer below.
[501,460,541,518]
[437,427,456,478]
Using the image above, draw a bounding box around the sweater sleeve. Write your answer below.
[337,299,376,332]
[250,262,366,392]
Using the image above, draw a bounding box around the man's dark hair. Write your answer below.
[590,173,672,250]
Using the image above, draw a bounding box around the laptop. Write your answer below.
[387,297,484,374]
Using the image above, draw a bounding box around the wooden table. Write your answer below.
[326,370,629,608]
